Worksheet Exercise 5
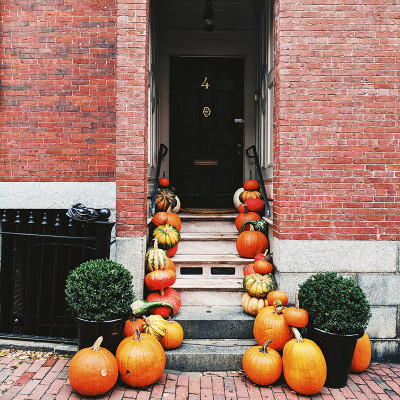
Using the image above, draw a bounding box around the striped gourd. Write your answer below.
[152,224,180,250]
[142,315,167,341]
[145,239,168,272]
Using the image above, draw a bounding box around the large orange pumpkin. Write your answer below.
[253,304,293,351]
[116,330,166,387]
[242,339,282,386]
[236,228,268,259]
[160,320,184,350]
[69,336,118,396]
[351,332,371,373]
[283,327,327,395]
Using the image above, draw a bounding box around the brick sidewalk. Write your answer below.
[0,351,399,400]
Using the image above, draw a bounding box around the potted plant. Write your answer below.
[65,258,135,354]
[298,272,371,388]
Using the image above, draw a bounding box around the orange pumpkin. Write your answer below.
[159,172,170,188]
[160,320,184,350]
[283,289,309,328]
[69,336,118,396]
[242,339,282,386]
[241,293,268,315]
[253,259,273,274]
[267,290,288,306]
[116,330,166,387]
[147,287,181,317]
[165,257,176,272]
[254,249,273,263]
[152,212,168,227]
[235,204,260,232]
[123,318,144,338]
[245,198,265,213]
[167,244,178,257]
[144,269,176,292]
[351,332,371,373]
[236,227,268,259]
[243,263,256,276]
[253,304,293,351]
[283,327,327,395]
[243,172,260,191]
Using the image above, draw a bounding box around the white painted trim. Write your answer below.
[272,237,399,273]
[0,182,116,210]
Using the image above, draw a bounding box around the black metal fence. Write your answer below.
[0,209,114,343]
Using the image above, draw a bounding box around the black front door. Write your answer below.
[170,57,244,208]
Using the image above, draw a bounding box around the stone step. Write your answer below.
[174,306,254,339]
[180,219,237,234]
[177,235,238,255]
[165,338,256,372]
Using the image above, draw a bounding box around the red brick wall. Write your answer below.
[273,0,400,241]
[115,0,149,237]
[1,0,117,181]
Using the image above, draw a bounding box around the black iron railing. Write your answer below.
[150,143,168,216]
[245,145,272,218]
[0,209,114,342]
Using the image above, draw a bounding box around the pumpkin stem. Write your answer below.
[153,238,159,251]
[240,220,255,232]
[91,336,103,351]
[133,328,141,341]
[249,170,253,180]
[160,288,165,296]
[162,171,166,178]
[274,305,285,315]
[295,288,300,309]
[260,339,273,353]
[292,327,304,343]
[263,248,269,257]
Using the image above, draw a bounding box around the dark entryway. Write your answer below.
[170,57,244,208]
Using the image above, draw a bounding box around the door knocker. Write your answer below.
[203,106,211,118]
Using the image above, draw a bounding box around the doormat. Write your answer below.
[180,208,237,214]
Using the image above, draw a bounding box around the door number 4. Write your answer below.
[201,77,210,89]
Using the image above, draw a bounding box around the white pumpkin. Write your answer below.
[171,196,181,213]
[233,188,244,210]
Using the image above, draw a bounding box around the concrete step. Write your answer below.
[178,234,238,255]
[180,217,237,234]
[165,338,256,372]
[174,306,254,339]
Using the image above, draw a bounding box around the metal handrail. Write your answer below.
[245,145,272,218]
[150,143,168,216]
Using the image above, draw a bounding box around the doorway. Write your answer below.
[169,57,244,208]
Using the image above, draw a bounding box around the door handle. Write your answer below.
[234,119,245,124]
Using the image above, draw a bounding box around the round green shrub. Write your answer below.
[298,272,371,335]
[65,259,135,321]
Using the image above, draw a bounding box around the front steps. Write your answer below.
[167,212,257,371]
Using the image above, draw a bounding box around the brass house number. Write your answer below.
[201,76,210,89]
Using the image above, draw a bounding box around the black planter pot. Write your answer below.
[73,315,127,355]
[307,326,363,388]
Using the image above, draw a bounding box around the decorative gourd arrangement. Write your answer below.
[282,327,327,395]
[69,336,119,396]
[146,287,181,317]
[242,339,282,386]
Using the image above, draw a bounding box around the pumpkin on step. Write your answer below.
[116,330,166,387]
[242,339,282,386]
[283,327,327,395]
[243,273,276,299]
[267,290,288,306]
[146,287,181,317]
[243,172,260,191]
[253,303,293,351]
[235,205,260,232]
[145,239,167,272]
[152,224,180,250]
[253,259,273,274]
[160,319,184,350]
[123,318,144,337]
[159,172,170,188]
[283,289,308,328]
[241,293,268,315]
[244,198,265,214]
[156,188,177,211]
[152,206,182,231]
[144,269,176,292]
[69,336,118,396]
[240,190,262,203]
[243,263,256,276]
[236,226,268,258]
[142,315,168,341]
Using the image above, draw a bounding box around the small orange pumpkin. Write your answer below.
[116,330,166,387]
[245,198,265,213]
[146,287,181,317]
[243,263,256,276]
[267,290,288,306]
[351,332,371,373]
[253,304,293,351]
[283,327,327,395]
[283,289,309,328]
[235,204,260,232]
[243,172,260,191]
[253,259,273,274]
[123,318,144,338]
[160,319,184,350]
[167,244,178,257]
[159,172,170,188]
[240,190,262,203]
[144,269,176,292]
[242,339,282,386]
[69,336,118,396]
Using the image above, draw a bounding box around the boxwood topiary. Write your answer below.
[65,259,135,321]
[298,272,371,336]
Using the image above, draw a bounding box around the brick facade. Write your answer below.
[273,0,400,241]
[1,0,117,182]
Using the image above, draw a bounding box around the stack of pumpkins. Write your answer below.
[233,175,269,259]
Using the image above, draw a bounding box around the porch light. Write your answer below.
[203,0,214,31]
